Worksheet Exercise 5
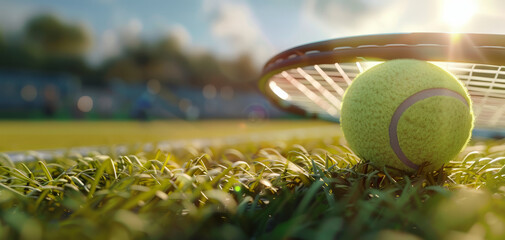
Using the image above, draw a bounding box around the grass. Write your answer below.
[0,123,505,239]
[0,120,333,151]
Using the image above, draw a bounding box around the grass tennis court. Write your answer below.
[1,120,505,239]
[0,120,336,152]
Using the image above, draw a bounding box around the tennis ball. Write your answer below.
[340,59,474,172]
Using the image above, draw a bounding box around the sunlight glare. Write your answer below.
[269,81,290,100]
[442,0,477,29]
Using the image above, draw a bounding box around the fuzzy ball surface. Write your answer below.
[340,59,474,172]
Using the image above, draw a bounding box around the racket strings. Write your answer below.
[432,62,505,127]
[269,61,505,128]
[271,63,359,118]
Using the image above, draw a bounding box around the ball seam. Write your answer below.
[389,88,470,170]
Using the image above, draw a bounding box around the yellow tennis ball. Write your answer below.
[340,59,474,172]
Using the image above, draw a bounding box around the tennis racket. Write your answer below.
[259,33,505,132]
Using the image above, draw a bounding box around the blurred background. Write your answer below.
[0,0,288,121]
[1,0,504,121]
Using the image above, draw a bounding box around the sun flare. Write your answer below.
[442,0,477,29]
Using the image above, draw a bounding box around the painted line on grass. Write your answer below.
[3,125,341,162]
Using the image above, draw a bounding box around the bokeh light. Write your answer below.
[186,105,200,120]
[20,85,37,102]
[43,84,59,102]
[202,84,217,99]
[77,96,93,112]
[178,98,191,111]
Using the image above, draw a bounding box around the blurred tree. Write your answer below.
[188,52,222,86]
[153,36,194,84]
[0,41,38,70]
[25,14,90,56]
[0,14,95,84]
[234,54,259,81]
[157,36,183,57]
[104,36,192,85]
[104,57,143,83]
[0,30,4,49]
[219,54,259,90]
[102,35,260,90]
[1,14,260,90]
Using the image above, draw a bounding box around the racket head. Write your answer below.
[259,32,505,130]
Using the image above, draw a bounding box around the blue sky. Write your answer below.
[1,0,504,67]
